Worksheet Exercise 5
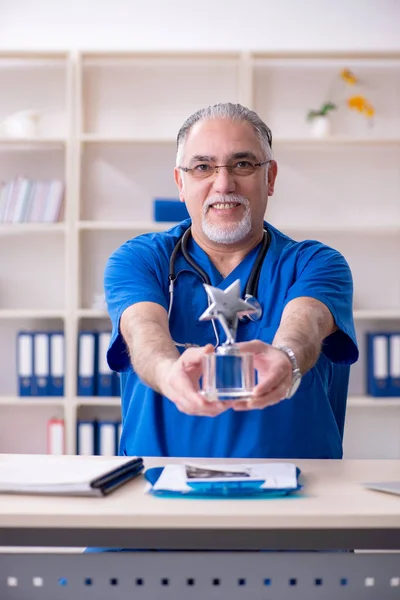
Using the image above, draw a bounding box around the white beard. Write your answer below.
[201,194,252,244]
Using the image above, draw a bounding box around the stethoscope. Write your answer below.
[167,226,271,348]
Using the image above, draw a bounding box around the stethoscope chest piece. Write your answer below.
[242,294,263,322]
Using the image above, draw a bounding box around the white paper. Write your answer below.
[152,462,298,492]
[0,454,137,494]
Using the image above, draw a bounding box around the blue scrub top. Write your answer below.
[104,219,358,459]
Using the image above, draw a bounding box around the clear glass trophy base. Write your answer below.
[200,388,254,401]
[201,348,255,402]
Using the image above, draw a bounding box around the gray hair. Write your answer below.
[176,102,273,166]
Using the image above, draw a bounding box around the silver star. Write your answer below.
[199,280,258,345]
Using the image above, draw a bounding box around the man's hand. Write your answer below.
[231,340,293,411]
[157,344,233,417]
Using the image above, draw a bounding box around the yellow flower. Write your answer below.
[341,69,358,85]
[348,95,375,118]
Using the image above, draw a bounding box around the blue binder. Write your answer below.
[389,333,400,396]
[97,331,113,396]
[97,421,119,456]
[17,331,34,397]
[49,332,65,396]
[367,332,390,396]
[33,332,50,396]
[77,332,97,396]
[77,420,97,455]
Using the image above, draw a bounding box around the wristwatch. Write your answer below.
[273,344,302,399]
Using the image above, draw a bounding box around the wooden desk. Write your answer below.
[1,457,400,600]
[0,457,399,549]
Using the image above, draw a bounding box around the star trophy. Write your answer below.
[199,279,258,401]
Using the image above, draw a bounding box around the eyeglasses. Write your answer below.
[178,159,271,180]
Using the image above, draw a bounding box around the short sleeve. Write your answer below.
[284,243,359,365]
[104,238,168,372]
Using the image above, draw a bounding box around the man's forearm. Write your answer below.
[121,306,179,393]
[272,297,336,374]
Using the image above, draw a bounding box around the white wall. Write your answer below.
[0,0,399,52]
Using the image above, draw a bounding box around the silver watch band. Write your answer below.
[273,344,300,373]
[273,344,302,398]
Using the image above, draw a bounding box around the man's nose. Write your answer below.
[212,166,236,194]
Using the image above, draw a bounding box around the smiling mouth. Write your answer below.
[209,202,241,210]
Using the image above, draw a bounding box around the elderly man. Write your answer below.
[104,102,358,459]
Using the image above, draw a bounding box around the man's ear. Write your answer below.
[174,167,185,202]
[267,160,278,197]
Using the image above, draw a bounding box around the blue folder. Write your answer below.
[145,466,302,499]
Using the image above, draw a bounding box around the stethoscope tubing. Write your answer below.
[167,225,271,347]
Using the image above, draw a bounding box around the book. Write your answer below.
[0,454,143,497]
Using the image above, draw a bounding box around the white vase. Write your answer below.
[310,116,331,138]
[0,110,42,138]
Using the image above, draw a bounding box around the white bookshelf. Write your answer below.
[0,50,400,458]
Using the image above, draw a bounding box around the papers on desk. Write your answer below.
[364,481,400,497]
[0,454,143,497]
[145,462,302,498]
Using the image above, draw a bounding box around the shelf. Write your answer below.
[253,52,400,62]
[74,396,400,409]
[78,307,400,321]
[0,138,66,150]
[273,137,400,146]
[353,309,400,320]
[275,224,400,236]
[80,134,400,146]
[1,395,395,409]
[82,52,239,65]
[0,49,399,458]
[81,135,176,144]
[0,309,66,320]
[0,223,66,235]
[77,309,109,319]
[0,396,65,407]
[0,51,68,62]
[74,397,121,407]
[347,396,400,408]
[78,221,177,232]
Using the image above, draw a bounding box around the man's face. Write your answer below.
[174,118,277,245]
